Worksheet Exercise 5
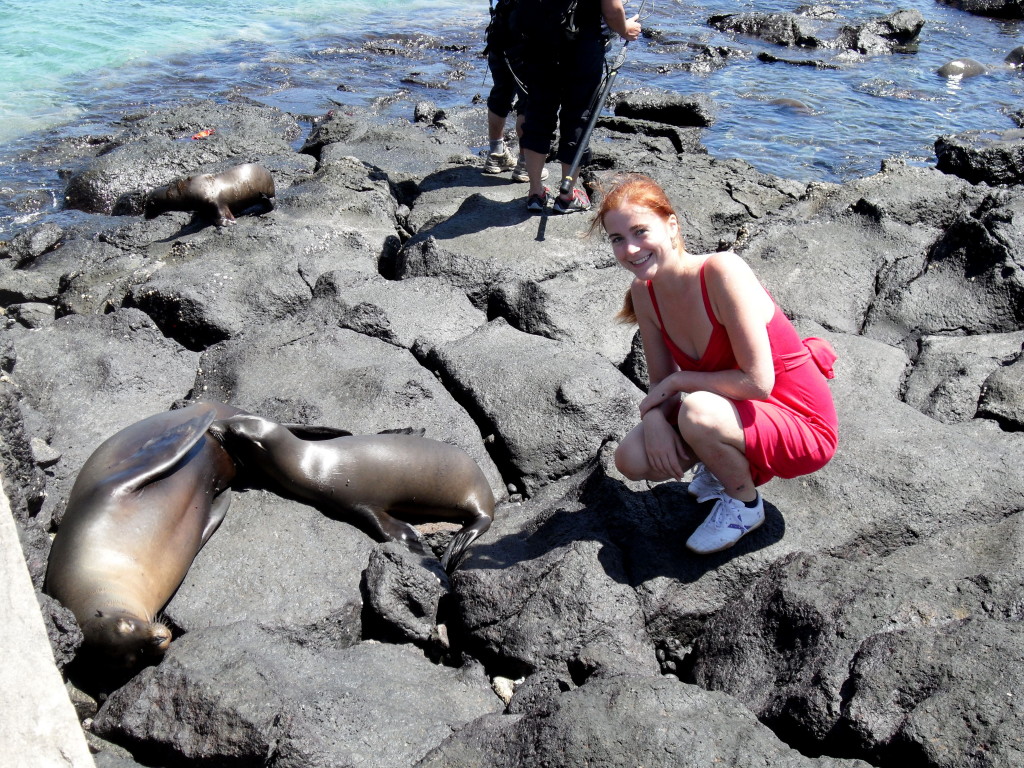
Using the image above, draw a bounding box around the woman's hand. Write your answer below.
[601,0,642,42]
[622,14,641,41]
[639,373,681,417]
[642,409,689,480]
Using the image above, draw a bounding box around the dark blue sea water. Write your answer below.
[1,0,1021,236]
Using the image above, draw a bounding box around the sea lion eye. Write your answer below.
[117,618,136,634]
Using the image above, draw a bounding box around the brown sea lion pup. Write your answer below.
[45,401,244,668]
[144,163,275,227]
[208,413,496,573]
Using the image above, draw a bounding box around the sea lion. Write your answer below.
[144,163,275,227]
[937,58,987,79]
[208,413,495,573]
[769,97,813,114]
[45,401,242,667]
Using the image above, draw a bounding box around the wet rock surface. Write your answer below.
[937,0,1024,19]
[2,62,1023,768]
[935,129,1024,186]
[708,8,925,53]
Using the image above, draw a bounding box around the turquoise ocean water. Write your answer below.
[0,0,479,142]
[0,0,1021,234]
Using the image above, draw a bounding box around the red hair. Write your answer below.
[589,174,681,325]
[591,173,678,233]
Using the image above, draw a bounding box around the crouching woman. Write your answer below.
[594,174,838,554]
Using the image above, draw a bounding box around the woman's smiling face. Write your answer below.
[603,203,679,279]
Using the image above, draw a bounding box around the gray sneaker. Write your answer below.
[511,156,548,182]
[526,187,550,213]
[685,492,765,554]
[552,188,591,214]
[483,147,516,174]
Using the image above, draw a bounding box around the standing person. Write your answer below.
[594,174,839,553]
[481,0,547,182]
[515,0,641,214]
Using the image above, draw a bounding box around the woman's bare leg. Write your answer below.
[675,391,756,502]
[614,422,698,482]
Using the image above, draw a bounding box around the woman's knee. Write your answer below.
[677,391,737,440]
[614,437,649,481]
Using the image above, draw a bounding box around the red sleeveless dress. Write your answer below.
[647,264,838,486]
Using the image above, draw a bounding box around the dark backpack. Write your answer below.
[510,0,593,43]
[485,0,520,55]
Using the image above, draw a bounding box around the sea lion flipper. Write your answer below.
[440,517,491,574]
[200,489,232,546]
[109,410,218,492]
[377,427,426,437]
[215,204,236,227]
[353,504,424,553]
[282,424,353,439]
[441,531,472,573]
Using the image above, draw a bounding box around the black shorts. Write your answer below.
[519,33,605,164]
[487,50,523,118]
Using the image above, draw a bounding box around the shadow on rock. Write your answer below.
[592,473,787,586]
[414,191,533,241]
[149,199,275,241]
[465,471,786,584]
[444,458,788,681]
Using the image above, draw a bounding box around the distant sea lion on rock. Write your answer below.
[208,414,495,573]
[936,58,987,78]
[45,401,243,667]
[144,163,275,227]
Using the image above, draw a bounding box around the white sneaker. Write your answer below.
[686,492,764,554]
[687,462,723,502]
[483,147,516,174]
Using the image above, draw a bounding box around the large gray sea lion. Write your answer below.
[208,414,496,573]
[45,401,243,667]
[144,163,275,227]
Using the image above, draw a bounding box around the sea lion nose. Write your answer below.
[151,625,173,651]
